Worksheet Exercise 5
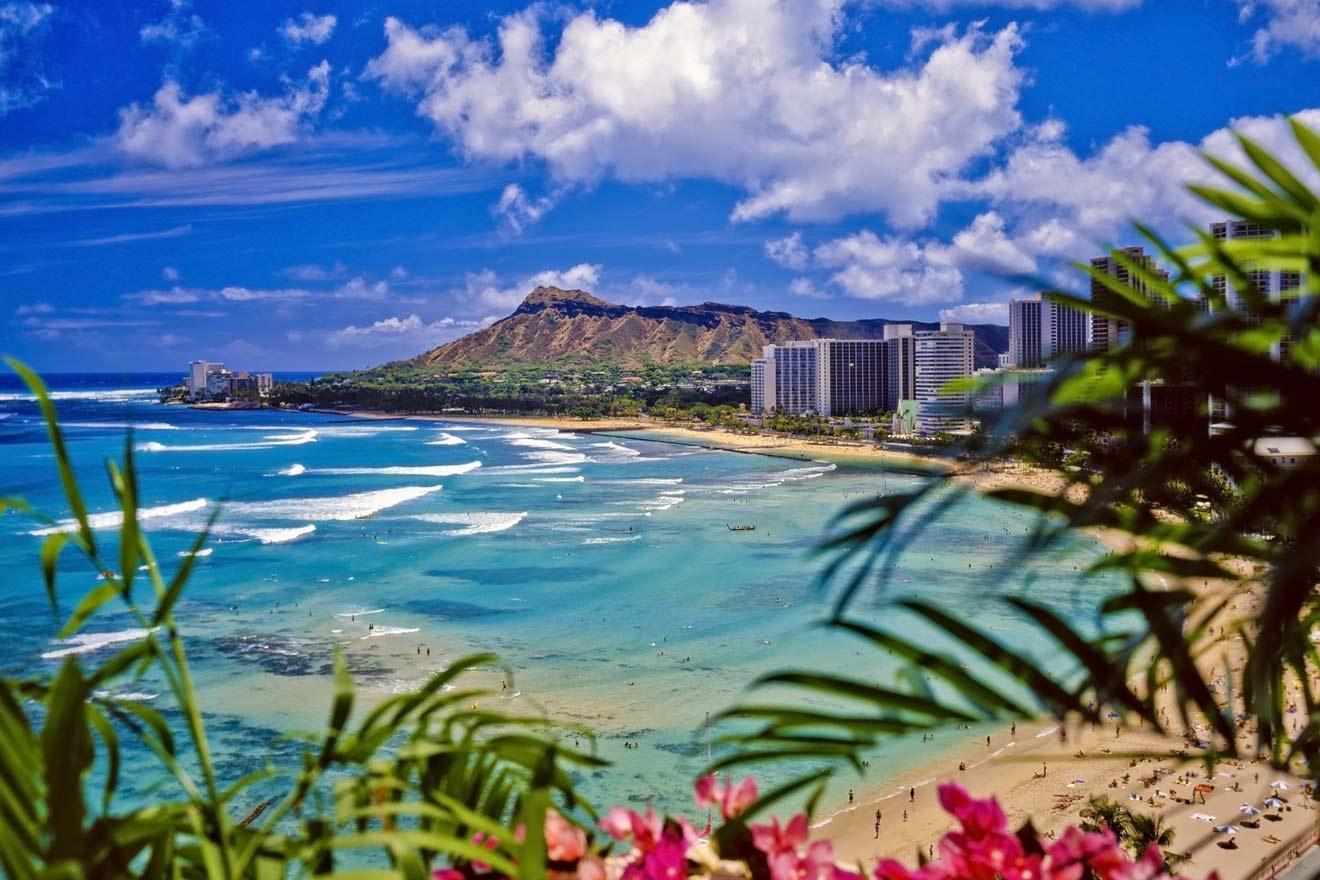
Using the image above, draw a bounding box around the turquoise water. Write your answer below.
[0,378,1118,821]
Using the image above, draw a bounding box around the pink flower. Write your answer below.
[694,774,759,820]
[622,822,691,880]
[750,813,809,856]
[937,783,1007,837]
[576,856,607,880]
[470,830,501,874]
[546,809,588,863]
[432,871,464,880]
[768,839,863,880]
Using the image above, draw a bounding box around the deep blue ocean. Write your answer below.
[0,373,1118,823]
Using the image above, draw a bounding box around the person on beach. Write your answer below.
[849,789,854,804]
[909,787,914,802]
[903,810,907,823]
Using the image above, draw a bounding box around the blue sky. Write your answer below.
[2,0,1319,371]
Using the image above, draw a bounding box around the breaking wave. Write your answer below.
[413,512,527,536]
[306,461,482,477]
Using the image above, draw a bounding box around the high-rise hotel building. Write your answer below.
[1007,294,1089,368]
[914,322,975,434]
[751,332,914,417]
[1089,247,1170,351]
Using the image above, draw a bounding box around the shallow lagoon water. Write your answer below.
[0,376,1118,818]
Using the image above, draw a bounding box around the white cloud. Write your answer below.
[0,2,55,115]
[336,275,390,299]
[939,301,1010,323]
[162,266,179,281]
[813,230,963,305]
[281,260,345,281]
[875,0,1139,7]
[366,4,1026,226]
[947,211,1036,276]
[325,313,494,348]
[114,61,331,167]
[971,108,1320,266]
[463,263,603,311]
[126,285,311,305]
[139,0,208,49]
[493,182,561,233]
[390,265,408,280]
[1233,0,1320,63]
[788,277,829,299]
[765,232,810,270]
[280,11,337,46]
[126,274,392,305]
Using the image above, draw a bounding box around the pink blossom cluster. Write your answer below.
[875,783,1216,880]
[433,777,1217,880]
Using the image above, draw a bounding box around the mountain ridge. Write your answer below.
[406,287,1007,370]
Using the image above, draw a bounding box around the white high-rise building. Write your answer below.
[750,359,767,415]
[188,361,226,399]
[1008,294,1090,367]
[914,322,975,434]
[759,341,819,415]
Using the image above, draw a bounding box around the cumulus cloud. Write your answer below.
[876,0,1139,7]
[946,211,1036,275]
[765,232,810,270]
[280,11,337,46]
[114,61,331,167]
[493,183,561,233]
[814,230,963,305]
[463,263,602,311]
[325,313,494,348]
[162,266,179,280]
[970,108,1320,266]
[365,2,1026,226]
[1233,0,1320,63]
[139,0,208,49]
[0,1,55,115]
[788,277,829,299]
[938,301,1011,324]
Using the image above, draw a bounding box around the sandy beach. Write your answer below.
[310,410,1315,878]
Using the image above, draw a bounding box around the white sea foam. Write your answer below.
[278,463,306,476]
[315,424,419,437]
[137,429,319,453]
[414,512,527,536]
[598,478,682,485]
[520,450,589,466]
[228,485,444,521]
[425,432,467,446]
[178,547,214,558]
[43,627,157,660]
[360,625,420,640]
[307,461,482,478]
[537,476,585,483]
[583,534,641,545]
[0,388,157,403]
[482,463,582,474]
[94,690,159,701]
[336,608,385,618]
[238,524,316,544]
[507,437,574,451]
[65,421,181,430]
[29,497,209,536]
[592,441,641,457]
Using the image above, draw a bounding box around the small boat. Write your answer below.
[726,524,756,532]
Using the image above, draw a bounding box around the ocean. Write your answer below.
[0,373,1119,822]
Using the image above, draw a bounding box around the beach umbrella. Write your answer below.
[1263,797,1284,809]
[1270,780,1291,790]
[1239,805,1261,816]
[1213,825,1239,835]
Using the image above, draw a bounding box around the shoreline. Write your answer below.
[293,409,1312,878]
